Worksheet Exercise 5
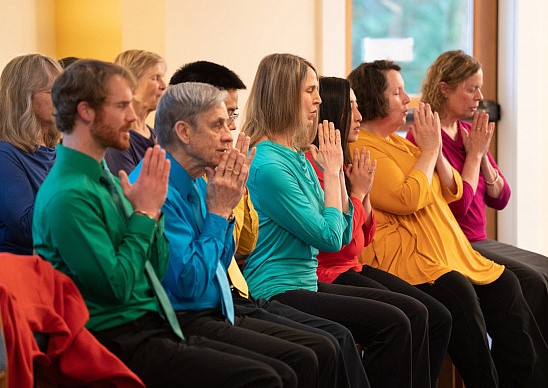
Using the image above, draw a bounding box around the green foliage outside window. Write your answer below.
[352,0,472,94]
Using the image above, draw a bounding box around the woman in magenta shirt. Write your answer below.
[411,50,548,342]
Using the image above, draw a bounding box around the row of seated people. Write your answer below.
[0,49,547,387]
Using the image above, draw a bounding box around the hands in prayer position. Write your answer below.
[120,145,170,220]
[461,110,494,159]
[411,103,441,156]
[206,132,256,219]
[309,120,344,176]
[346,147,377,203]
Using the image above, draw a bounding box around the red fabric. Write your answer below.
[304,153,377,283]
[0,253,144,387]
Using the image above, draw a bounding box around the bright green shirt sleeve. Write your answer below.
[33,146,169,330]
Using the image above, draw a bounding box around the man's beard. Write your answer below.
[91,110,131,151]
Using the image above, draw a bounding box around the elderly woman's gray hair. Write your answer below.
[155,82,227,148]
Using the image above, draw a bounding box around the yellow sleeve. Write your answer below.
[370,154,435,215]
[440,166,463,204]
[233,189,258,255]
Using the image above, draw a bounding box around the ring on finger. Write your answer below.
[368,169,374,173]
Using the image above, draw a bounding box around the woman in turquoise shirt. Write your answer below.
[242,53,425,388]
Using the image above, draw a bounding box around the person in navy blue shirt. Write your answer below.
[0,54,62,254]
[105,50,166,175]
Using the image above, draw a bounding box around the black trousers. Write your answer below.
[472,239,548,341]
[92,312,284,388]
[333,266,452,388]
[416,269,548,388]
[235,296,370,388]
[177,309,333,388]
[272,282,413,388]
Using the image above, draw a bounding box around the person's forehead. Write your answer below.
[106,75,133,99]
[144,62,166,75]
[202,101,228,118]
[463,71,483,85]
[350,89,357,101]
[224,89,239,108]
[304,68,318,84]
[386,70,403,87]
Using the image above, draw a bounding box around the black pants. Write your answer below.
[333,266,452,388]
[472,239,548,341]
[177,309,332,388]
[92,312,284,388]
[235,296,370,388]
[416,269,548,388]
[272,282,413,388]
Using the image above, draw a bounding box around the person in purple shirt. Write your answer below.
[0,54,62,254]
[105,50,166,175]
[408,50,548,341]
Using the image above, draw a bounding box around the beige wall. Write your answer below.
[164,0,320,112]
[121,0,165,56]
[0,0,55,69]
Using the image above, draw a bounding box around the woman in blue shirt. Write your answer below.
[241,53,426,388]
[0,54,62,254]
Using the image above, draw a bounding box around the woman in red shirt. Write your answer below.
[306,76,451,388]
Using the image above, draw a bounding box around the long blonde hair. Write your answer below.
[241,53,317,150]
[0,54,62,151]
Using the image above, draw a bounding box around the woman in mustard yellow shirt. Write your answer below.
[347,60,547,388]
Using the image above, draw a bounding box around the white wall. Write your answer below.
[498,0,548,255]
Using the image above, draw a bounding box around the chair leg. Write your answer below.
[437,353,465,388]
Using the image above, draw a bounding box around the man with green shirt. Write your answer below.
[32,59,285,388]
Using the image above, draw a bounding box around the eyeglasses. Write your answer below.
[227,111,239,124]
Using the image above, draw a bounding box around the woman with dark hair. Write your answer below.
[305,76,451,388]
[411,50,548,341]
[347,60,548,388]
[242,53,422,388]
[0,54,63,254]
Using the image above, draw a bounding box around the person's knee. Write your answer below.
[246,364,284,388]
[313,333,338,364]
[384,308,413,340]
[429,299,452,332]
[297,345,320,370]
[402,297,429,329]
[515,267,548,295]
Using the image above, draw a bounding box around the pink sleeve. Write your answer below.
[484,152,511,210]
[448,180,475,218]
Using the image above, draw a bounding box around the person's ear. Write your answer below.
[175,120,192,145]
[76,101,95,123]
[438,82,449,98]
